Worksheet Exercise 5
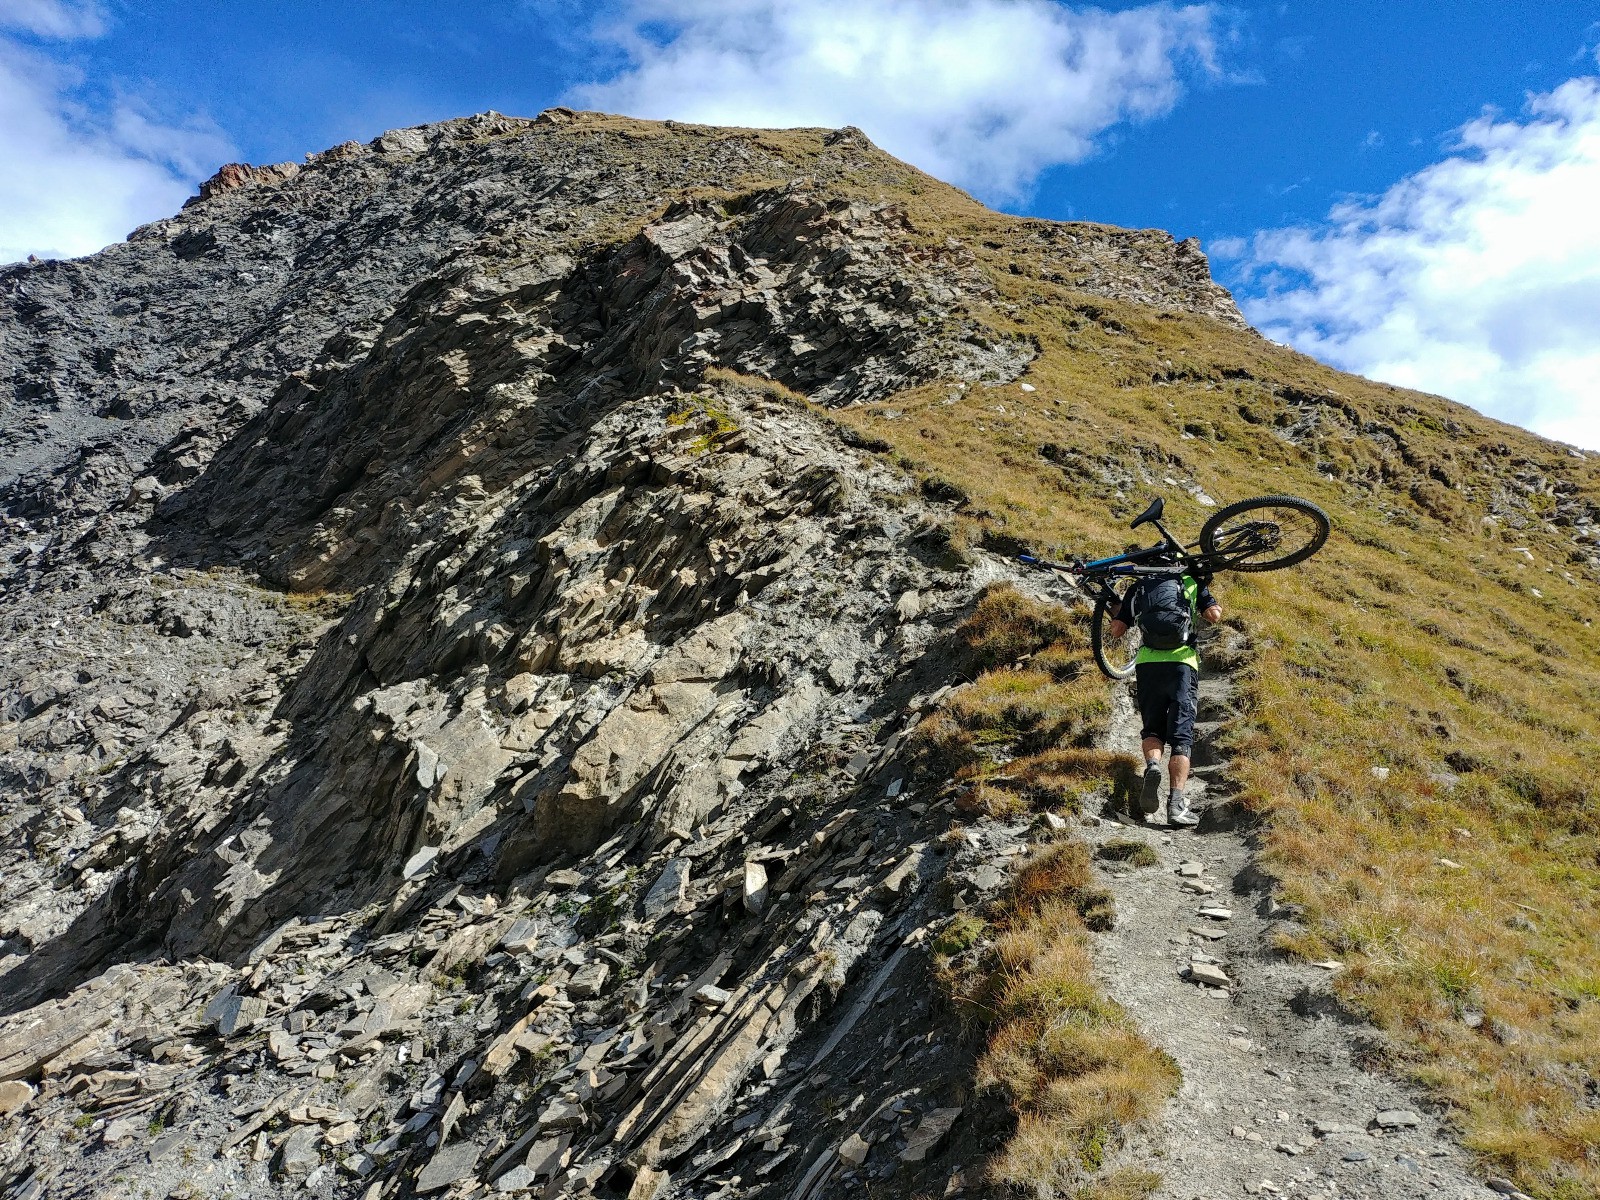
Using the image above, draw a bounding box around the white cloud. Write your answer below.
[1225,73,1600,451]
[0,0,105,39]
[0,5,233,265]
[574,0,1221,200]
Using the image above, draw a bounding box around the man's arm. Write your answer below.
[1108,586,1129,638]
[1197,577,1222,624]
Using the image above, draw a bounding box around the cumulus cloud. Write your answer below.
[574,0,1222,200]
[1224,73,1600,451]
[0,2,233,265]
[0,0,105,39]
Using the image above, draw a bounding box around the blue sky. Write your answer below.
[3,1,1598,447]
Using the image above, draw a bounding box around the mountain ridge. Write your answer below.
[1,110,1596,1200]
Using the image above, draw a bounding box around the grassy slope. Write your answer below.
[825,188,1600,1199]
[538,115,1600,1197]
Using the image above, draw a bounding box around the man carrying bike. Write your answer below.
[1108,573,1222,828]
[1022,494,1327,823]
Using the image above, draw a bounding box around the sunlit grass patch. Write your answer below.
[947,667,1109,751]
[959,583,1084,671]
[924,593,1178,1195]
[1095,838,1160,868]
[952,857,1179,1193]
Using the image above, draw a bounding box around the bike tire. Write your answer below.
[1091,596,1141,680]
[1199,495,1330,573]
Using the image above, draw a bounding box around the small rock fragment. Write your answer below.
[210,993,268,1038]
[278,1125,320,1176]
[694,984,731,1007]
[1188,961,1231,988]
[901,1107,962,1163]
[643,859,690,920]
[416,1142,481,1194]
[0,1081,34,1115]
[838,1132,871,1165]
[403,846,439,879]
[1373,1109,1421,1129]
[500,918,539,954]
[538,1099,586,1131]
[497,1164,535,1192]
[743,861,768,915]
[569,962,610,999]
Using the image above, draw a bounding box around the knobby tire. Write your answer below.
[1091,596,1140,680]
[1199,495,1329,573]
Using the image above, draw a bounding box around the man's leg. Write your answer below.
[1167,665,1200,827]
[1139,736,1164,817]
[1134,663,1177,818]
[1168,752,1190,793]
[1142,737,1163,768]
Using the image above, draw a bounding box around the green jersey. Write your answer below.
[1128,574,1213,670]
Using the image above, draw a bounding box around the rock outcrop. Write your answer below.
[0,111,1276,1200]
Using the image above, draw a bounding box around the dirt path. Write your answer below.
[1085,668,1502,1200]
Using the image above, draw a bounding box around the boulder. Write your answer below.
[417,1141,482,1194]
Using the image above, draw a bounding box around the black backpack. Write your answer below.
[1130,574,1192,650]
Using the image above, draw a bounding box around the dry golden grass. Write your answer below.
[926,592,1179,1197]
[963,866,1179,1193]
[1095,838,1161,868]
[957,583,1085,672]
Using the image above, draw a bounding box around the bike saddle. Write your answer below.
[1129,497,1164,528]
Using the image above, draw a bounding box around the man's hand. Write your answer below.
[1202,604,1223,624]
[1109,618,1129,638]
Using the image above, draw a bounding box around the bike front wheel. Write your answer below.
[1091,597,1141,680]
[1199,495,1330,573]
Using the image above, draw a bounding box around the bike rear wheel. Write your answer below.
[1091,596,1141,680]
[1199,495,1329,573]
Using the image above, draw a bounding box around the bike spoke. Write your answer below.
[1211,507,1320,560]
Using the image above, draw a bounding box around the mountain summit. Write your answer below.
[1,112,1596,1200]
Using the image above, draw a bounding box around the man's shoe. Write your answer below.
[1169,795,1199,827]
[1140,763,1163,815]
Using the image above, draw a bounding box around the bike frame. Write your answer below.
[1022,531,1218,605]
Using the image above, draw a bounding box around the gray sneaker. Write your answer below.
[1169,795,1199,827]
[1139,763,1163,815]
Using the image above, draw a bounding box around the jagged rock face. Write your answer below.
[160,186,1032,595]
[0,111,1250,1199]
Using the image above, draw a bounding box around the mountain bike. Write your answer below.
[1021,494,1330,679]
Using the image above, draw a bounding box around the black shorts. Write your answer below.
[1135,661,1198,757]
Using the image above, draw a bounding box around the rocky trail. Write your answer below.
[1084,653,1511,1200]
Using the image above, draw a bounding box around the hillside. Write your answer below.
[0,110,1596,1200]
